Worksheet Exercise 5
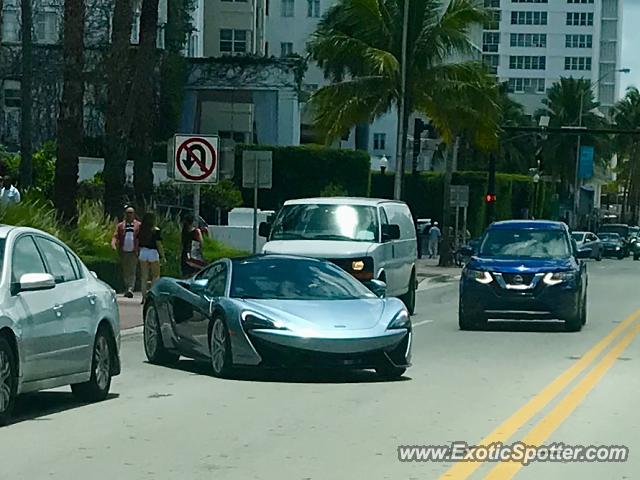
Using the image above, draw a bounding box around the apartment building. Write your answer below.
[482,0,624,114]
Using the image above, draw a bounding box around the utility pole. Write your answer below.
[573,89,584,228]
[20,0,34,188]
[393,0,409,200]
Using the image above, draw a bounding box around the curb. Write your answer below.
[121,326,143,337]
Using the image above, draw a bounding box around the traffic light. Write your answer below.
[485,193,497,203]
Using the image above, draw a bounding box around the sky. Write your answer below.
[621,0,640,94]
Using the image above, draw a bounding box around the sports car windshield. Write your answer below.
[269,204,379,242]
[479,229,571,259]
[230,257,377,300]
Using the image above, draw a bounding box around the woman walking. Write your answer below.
[138,212,165,303]
[181,214,206,278]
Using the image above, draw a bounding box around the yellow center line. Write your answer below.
[438,308,640,480]
[485,322,640,479]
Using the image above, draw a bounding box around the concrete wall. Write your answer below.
[78,157,169,185]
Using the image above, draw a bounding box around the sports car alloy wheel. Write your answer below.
[144,304,179,365]
[209,317,232,377]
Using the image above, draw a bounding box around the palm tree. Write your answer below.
[307,0,500,187]
[612,86,640,223]
[497,84,534,174]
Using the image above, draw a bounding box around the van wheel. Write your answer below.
[399,272,416,315]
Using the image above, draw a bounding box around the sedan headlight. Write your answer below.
[241,311,289,330]
[543,272,576,286]
[464,269,493,284]
[388,310,411,330]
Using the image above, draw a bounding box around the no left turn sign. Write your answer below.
[172,135,219,183]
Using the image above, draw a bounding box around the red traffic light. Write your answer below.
[485,193,497,203]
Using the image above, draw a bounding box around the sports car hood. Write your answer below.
[237,298,392,332]
[262,240,374,259]
[469,256,576,274]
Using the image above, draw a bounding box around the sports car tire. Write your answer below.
[144,303,179,365]
[375,364,406,379]
[399,272,417,315]
[71,328,113,402]
[0,337,17,425]
[209,316,233,378]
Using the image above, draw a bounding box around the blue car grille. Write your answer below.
[502,273,535,285]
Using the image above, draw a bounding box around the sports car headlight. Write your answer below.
[543,272,576,286]
[388,310,411,330]
[241,311,288,330]
[464,269,493,284]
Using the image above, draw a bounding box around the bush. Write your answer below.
[234,145,371,210]
[2,141,56,196]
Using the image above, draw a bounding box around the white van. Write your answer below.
[259,197,418,313]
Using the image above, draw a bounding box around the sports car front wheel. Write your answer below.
[144,303,179,366]
[209,317,233,378]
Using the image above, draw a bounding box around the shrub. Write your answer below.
[2,141,56,196]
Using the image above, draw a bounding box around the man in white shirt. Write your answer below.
[112,206,141,298]
[0,176,21,206]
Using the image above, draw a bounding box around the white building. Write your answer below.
[482,0,623,114]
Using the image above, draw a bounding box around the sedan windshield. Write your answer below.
[599,233,621,242]
[230,257,377,300]
[599,225,629,238]
[269,204,379,242]
[479,229,571,259]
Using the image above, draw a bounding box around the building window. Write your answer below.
[187,33,199,57]
[507,78,545,93]
[510,33,546,48]
[566,12,594,26]
[565,34,592,48]
[3,85,21,109]
[218,131,247,143]
[307,0,320,17]
[511,11,547,25]
[220,29,248,54]
[281,0,294,17]
[512,0,547,3]
[568,0,593,3]
[482,32,500,52]
[280,42,293,57]
[373,133,386,150]
[482,54,500,74]
[509,55,546,70]
[564,56,592,71]
[34,11,59,44]
[1,9,20,43]
[484,0,500,7]
[484,10,501,30]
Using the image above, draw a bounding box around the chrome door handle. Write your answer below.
[53,304,63,317]
[87,293,97,305]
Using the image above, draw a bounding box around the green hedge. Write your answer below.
[82,255,125,292]
[234,145,371,210]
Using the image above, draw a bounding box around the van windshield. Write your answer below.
[270,204,380,242]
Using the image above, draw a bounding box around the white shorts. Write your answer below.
[139,248,160,263]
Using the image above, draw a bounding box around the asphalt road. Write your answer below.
[1,258,639,480]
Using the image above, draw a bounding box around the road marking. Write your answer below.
[417,279,460,292]
[412,320,434,327]
[485,322,640,479]
[437,307,640,479]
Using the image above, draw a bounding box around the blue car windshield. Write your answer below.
[230,257,377,300]
[479,229,571,259]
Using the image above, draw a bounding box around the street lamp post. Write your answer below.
[573,68,630,228]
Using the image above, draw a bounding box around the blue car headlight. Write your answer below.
[464,269,493,284]
[241,311,289,330]
[388,310,411,330]
[543,272,577,286]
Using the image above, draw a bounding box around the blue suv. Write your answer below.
[459,220,589,332]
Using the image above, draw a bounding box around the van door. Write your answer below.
[383,204,417,296]
[378,207,397,288]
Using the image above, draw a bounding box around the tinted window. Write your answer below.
[599,233,620,241]
[35,238,79,283]
[206,263,227,296]
[270,204,380,242]
[599,225,629,238]
[479,229,571,259]
[230,257,377,300]
[571,233,585,242]
[383,204,416,240]
[12,236,47,282]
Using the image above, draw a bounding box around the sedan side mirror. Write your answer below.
[258,222,271,238]
[364,279,387,298]
[381,224,401,242]
[19,273,56,292]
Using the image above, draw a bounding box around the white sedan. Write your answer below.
[0,226,121,424]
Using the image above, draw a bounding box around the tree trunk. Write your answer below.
[20,0,33,188]
[103,0,134,217]
[439,137,459,267]
[0,0,5,45]
[55,0,85,223]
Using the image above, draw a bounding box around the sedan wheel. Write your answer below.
[71,328,112,402]
[144,304,179,365]
[0,338,17,425]
[209,317,233,378]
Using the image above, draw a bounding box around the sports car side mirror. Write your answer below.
[365,279,387,298]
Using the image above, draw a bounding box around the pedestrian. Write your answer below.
[111,205,141,298]
[138,212,165,304]
[428,221,442,258]
[0,175,21,206]
[181,214,206,278]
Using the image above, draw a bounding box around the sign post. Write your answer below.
[242,150,273,254]
[450,185,469,249]
[169,134,220,222]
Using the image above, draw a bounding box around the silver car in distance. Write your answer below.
[0,226,121,424]
[143,255,412,379]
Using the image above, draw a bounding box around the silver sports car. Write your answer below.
[143,255,412,378]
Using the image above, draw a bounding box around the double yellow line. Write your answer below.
[438,308,640,480]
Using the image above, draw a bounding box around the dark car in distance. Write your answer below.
[598,232,626,259]
[598,224,630,257]
[459,220,589,332]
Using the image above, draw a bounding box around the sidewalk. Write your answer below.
[416,257,462,287]
[118,293,144,331]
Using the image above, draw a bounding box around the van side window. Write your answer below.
[384,204,416,240]
[379,207,389,227]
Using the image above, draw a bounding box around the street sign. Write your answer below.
[172,135,219,183]
[450,185,469,208]
[242,150,273,189]
[579,146,595,179]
